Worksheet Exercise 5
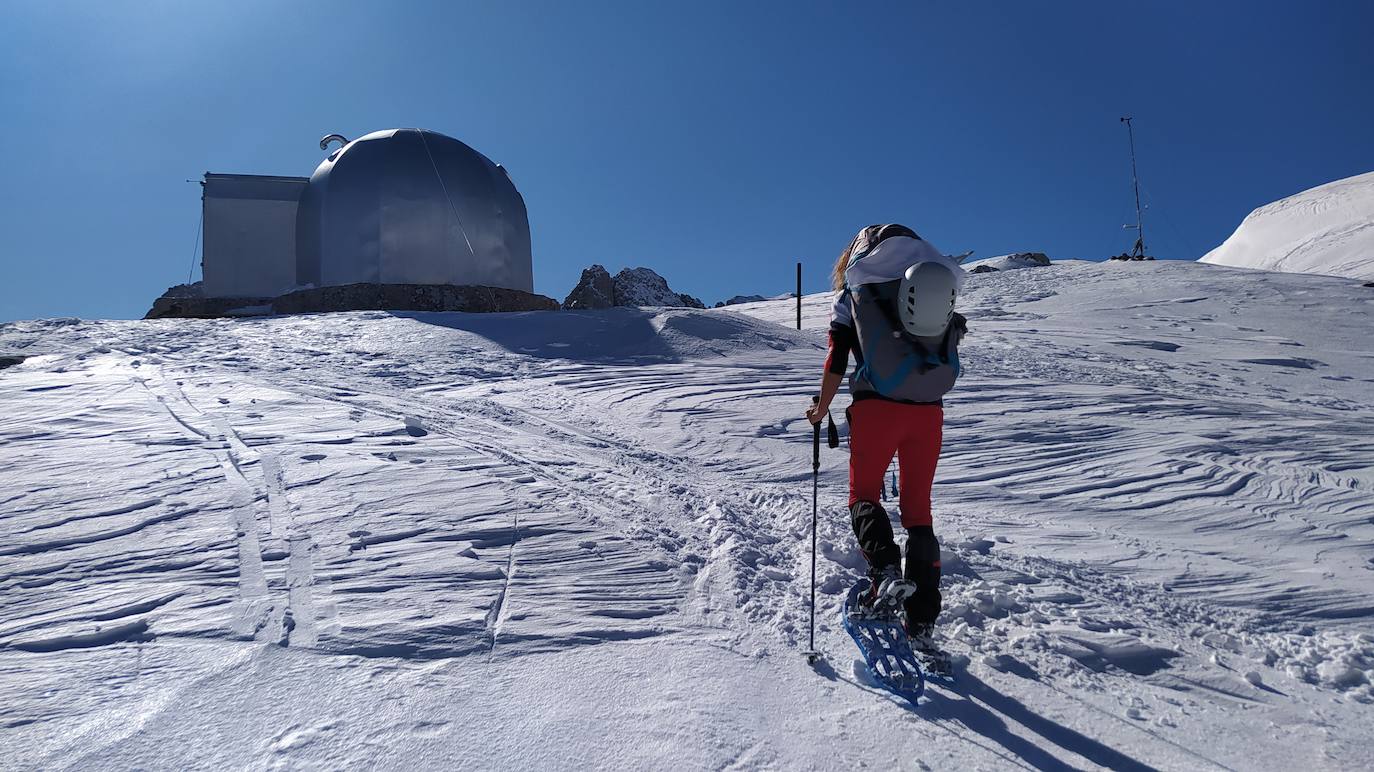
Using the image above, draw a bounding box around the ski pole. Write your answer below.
[808,397,821,663]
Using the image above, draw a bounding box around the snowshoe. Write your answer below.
[842,579,924,704]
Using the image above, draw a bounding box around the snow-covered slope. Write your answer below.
[2,261,1373,769]
[1200,170,1374,280]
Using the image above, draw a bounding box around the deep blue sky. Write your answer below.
[3,1,1371,321]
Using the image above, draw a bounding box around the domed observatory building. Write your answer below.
[296,129,533,292]
[150,127,548,318]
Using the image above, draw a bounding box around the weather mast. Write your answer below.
[1111,116,1155,261]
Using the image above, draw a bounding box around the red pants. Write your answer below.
[848,400,943,528]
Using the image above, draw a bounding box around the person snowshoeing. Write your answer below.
[806,223,966,645]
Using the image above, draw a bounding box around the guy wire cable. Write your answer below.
[417,128,478,259]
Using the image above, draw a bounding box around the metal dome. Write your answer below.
[295,128,533,292]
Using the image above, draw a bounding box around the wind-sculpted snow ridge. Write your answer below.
[1200,169,1374,280]
[2,261,1373,770]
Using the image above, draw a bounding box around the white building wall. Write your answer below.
[202,175,307,298]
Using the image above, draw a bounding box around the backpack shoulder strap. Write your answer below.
[854,282,904,336]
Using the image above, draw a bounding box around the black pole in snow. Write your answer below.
[796,262,802,330]
[1121,116,1146,258]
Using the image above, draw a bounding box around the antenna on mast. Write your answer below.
[1112,116,1154,261]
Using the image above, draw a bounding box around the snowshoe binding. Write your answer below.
[858,565,917,618]
[906,621,955,679]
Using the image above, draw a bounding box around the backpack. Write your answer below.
[843,225,965,403]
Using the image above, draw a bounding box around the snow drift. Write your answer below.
[1200,170,1374,280]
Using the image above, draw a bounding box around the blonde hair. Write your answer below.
[832,242,853,292]
[832,223,918,291]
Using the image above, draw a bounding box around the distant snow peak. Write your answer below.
[1200,170,1374,281]
[562,265,705,309]
[968,252,1052,274]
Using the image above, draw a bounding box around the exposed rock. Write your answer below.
[0,355,26,370]
[145,291,274,319]
[273,284,558,315]
[966,253,1052,273]
[146,281,248,319]
[562,265,617,309]
[563,265,704,309]
[147,283,557,319]
[714,294,769,308]
[1003,252,1051,267]
[678,292,707,309]
[611,267,706,308]
[225,304,274,317]
[161,281,205,298]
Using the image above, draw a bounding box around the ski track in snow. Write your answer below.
[1,261,1372,769]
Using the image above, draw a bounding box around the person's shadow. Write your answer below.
[811,657,1164,771]
[919,672,1160,771]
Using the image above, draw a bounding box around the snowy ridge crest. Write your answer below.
[1200,170,1374,280]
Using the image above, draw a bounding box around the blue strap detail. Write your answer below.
[866,351,923,394]
[857,329,959,396]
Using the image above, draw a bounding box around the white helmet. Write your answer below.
[897,261,958,337]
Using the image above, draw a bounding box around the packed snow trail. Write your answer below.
[1,261,1372,769]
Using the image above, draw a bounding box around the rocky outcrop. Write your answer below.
[145,282,275,319]
[965,253,1052,274]
[562,265,617,309]
[713,294,769,308]
[562,266,705,309]
[611,267,705,308]
[1009,252,1052,267]
[272,284,558,315]
[161,281,205,298]
[146,282,558,319]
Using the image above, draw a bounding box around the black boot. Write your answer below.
[851,501,901,574]
[850,501,901,606]
[903,526,942,628]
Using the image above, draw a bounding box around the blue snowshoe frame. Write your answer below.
[842,580,925,704]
